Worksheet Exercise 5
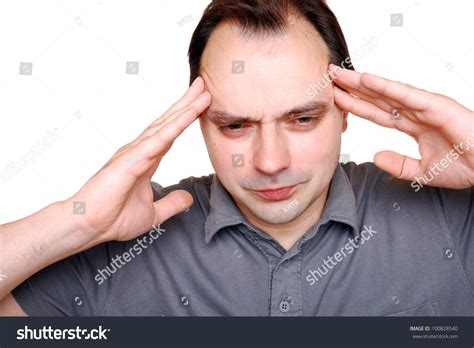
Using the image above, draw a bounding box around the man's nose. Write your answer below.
[252,125,291,176]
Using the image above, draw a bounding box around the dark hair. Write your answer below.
[187,0,354,86]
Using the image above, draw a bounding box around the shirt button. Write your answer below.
[282,260,290,268]
[279,300,291,313]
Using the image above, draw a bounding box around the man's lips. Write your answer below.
[251,184,298,201]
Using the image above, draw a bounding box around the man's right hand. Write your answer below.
[0,77,210,308]
[68,76,211,243]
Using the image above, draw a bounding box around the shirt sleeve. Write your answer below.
[434,186,474,290]
[11,240,123,316]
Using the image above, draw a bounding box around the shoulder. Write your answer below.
[341,161,472,235]
[341,161,435,214]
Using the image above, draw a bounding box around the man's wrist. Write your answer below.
[55,199,109,255]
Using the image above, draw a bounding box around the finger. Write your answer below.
[339,84,422,127]
[334,86,402,129]
[374,151,421,181]
[330,65,390,102]
[340,84,396,115]
[152,189,194,226]
[329,65,399,110]
[139,92,211,161]
[151,76,205,127]
[97,91,209,193]
[109,92,210,182]
[360,72,432,111]
[136,89,211,147]
[133,77,205,143]
[152,91,211,134]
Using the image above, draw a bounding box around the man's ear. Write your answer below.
[342,111,348,133]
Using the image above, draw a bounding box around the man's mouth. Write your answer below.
[251,184,298,201]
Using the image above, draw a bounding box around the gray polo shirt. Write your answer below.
[12,162,474,316]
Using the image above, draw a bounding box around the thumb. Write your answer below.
[152,189,194,226]
[374,151,421,181]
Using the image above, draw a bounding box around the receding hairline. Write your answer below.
[221,4,306,39]
[188,0,354,86]
[204,3,327,48]
[200,13,331,72]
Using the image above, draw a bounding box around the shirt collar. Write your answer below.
[204,164,359,244]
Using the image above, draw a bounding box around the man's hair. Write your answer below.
[187,0,354,85]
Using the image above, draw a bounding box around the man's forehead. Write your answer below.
[200,62,334,122]
[200,19,330,81]
[201,16,330,64]
[201,53,329,94]
[199,19,332,117]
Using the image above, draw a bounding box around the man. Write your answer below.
[0,0,472,316]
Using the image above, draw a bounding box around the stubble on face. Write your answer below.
[199,17,343,231]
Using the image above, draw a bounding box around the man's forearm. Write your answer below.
[0,201,102,300]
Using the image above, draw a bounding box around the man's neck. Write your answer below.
[236,186,330,251]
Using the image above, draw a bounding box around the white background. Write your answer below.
[0,0,473,222]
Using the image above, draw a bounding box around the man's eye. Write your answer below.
[219,117,319,133]
[294,116,317,126]
[221,124,244,131]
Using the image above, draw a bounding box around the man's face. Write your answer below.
[199,17,347,226]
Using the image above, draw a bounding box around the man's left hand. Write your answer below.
[330,64,474,189]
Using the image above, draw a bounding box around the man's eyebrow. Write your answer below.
[205,101,331,123]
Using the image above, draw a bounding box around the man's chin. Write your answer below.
[238,197,303,225]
